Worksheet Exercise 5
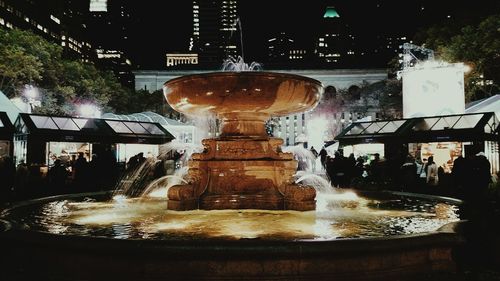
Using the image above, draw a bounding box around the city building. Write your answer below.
[166,53,199,68]
[0,0,93,61]
[314,6,355,67]
[267,32,310,67]
[190,0,240,67]
[87,0,134,87]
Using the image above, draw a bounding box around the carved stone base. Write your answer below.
[284,184,316,211]
[167,185,197,211]
[167,137,316,211]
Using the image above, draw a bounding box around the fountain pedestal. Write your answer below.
[164,72,322,211]
[167,137,316,210]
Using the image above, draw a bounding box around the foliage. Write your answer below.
[414,14,500,102]
[121,89,181,119]
[308,79,402,139]
[0,28,139,115]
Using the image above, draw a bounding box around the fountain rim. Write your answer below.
[163,71,324,88]
[0,190,465,255]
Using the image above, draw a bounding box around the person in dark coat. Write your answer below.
[0,156,16,202]
[49,159,68,193]
[319,147,328,170]
[457,151,493,270]
[400,155,417,191]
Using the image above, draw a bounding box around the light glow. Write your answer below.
[79,104,101,118]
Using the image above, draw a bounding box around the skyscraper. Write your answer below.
[267,32,310,68]
[190,0,240,68]
[87,0,134,87]
[315,6,355,67]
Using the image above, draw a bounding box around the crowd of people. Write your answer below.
[0,150,118,202]
[307,146,495,203]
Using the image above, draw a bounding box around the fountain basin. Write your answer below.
[0,191,465,281]
[163,71,322,138]
[164,71,321,117]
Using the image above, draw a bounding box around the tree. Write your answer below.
[0,28,135,115]
[415,14,500,102]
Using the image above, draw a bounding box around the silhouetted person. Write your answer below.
[309,146,318,172]
[89,154,101,191]
[319,147,328,170]
[369,153,382,183]
[345,153,356,186]
[469,152,491,202]
[137,152,146,165]
[48,159,68,193]
[73,152,88,191]
[457,152,494,271]
[425,156,438,188]
[153,158,166,179]
[354,156,365,178]
[101,148,118,189]
[14,160,29,199]
[400,155,417,191]
[452,155,469,199]
[126,154,139,172]
[0,156,15,202]
[328,151,346,188]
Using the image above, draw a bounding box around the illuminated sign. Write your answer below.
[89,0,107,12]
[402,61,465,118]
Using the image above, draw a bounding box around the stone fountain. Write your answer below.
[163,71,322,210]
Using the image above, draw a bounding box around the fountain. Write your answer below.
[0,61,465,280]
[163,65,321,211]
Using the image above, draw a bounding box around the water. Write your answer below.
[2,191,460,240]
[294,171,334,194]
[221,56,262,72]
[113,142,202,198]
[141,166,189,198]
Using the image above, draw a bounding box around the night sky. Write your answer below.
[126,0,499,69]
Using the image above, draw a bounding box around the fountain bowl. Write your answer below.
[0,191,465,281]
[164,71,322,116]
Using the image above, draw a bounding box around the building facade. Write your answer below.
[166,53,199,67]
[87,0,134,87]
[190,0,240,67]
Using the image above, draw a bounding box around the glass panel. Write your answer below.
[485,115,497,134]
[72,118,91,129]
[123,122,149,134]
[430,116,461,130]
[345,123,370,135]
[453,114,483,129]
[31,116,58,129]
[52,117,79,131]
[362,122,386,134]
[0,118,3,127]
[105,120,133,133]
[412,117,440,131]
[140,123,165,135]
[379,120,406,133]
